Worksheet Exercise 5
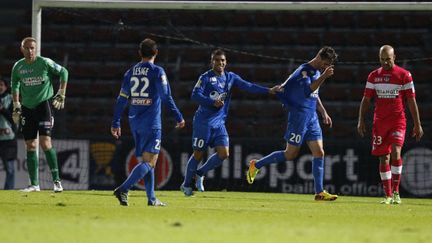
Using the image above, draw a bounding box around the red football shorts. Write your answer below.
[371,120,406,156]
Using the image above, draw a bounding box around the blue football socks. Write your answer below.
[183,155,200,187]
[118,162,152,192]
[196,153,224,177]
[255,151,286,169]
[312,157,324,193]
[143,167,156,204]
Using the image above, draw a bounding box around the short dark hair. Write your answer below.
[0,75,8,86]
[318,46,338,64]
[139,38,158,58]
[211,49,226,60]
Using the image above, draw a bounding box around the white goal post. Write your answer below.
[32,0,432,55]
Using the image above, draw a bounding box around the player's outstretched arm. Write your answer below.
[269,85,283,94]
[357,96,371,137]
[407,97,423,141]
[233,75,269,94]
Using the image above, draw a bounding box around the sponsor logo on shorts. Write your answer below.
[39,121,52,129]
[392,131,403,138]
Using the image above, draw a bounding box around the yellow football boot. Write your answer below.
[246,159,260,184]
[314,190,338,201]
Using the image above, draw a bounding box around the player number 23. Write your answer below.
[130,76,149,97]
[373,136,383,145]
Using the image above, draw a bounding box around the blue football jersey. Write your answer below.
[192,70,269,128]
[112,61,183,131]
[277,63,320,112]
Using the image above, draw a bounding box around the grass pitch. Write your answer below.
[1,190,431,243]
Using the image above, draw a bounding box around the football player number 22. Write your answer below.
[130,76,149,97]
[155,139,161,150]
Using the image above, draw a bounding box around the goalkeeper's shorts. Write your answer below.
[21,100,54,140]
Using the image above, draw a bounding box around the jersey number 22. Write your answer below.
[130,76,149,97]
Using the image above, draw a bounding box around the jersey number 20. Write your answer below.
[130,76,149,97]
[289,133,301,143]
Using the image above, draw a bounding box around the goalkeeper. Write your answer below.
[11,37,68,192]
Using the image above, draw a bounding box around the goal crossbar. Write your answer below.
[32,0,432,54]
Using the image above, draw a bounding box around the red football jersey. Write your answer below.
[363,64,415,122]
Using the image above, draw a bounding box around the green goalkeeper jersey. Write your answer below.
[11,56,68,109]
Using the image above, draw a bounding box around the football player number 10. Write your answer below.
[193,138,205,148]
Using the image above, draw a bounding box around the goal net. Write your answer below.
[1,0,431,197]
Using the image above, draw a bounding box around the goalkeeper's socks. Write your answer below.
[118,162,152,192]
[143,168,156,204]
[379,163,392,197]
[26,151,39,186]
[196,153,224,177]
[44,148,60,181]
[312,157,324,193]
[391,159,403,193]
[255,151,286,169]
[183,155,199,187]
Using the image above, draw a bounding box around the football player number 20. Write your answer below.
[130,76,149,97]
[289,133,301,143]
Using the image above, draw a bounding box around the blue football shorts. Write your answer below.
[284,110,322,146]
[192,123,229,151]
[132,129,161,156]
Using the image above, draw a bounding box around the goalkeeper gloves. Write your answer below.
[12,102,21,125]
[53,89,66,110]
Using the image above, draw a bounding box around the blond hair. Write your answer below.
[21,37,37,47]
